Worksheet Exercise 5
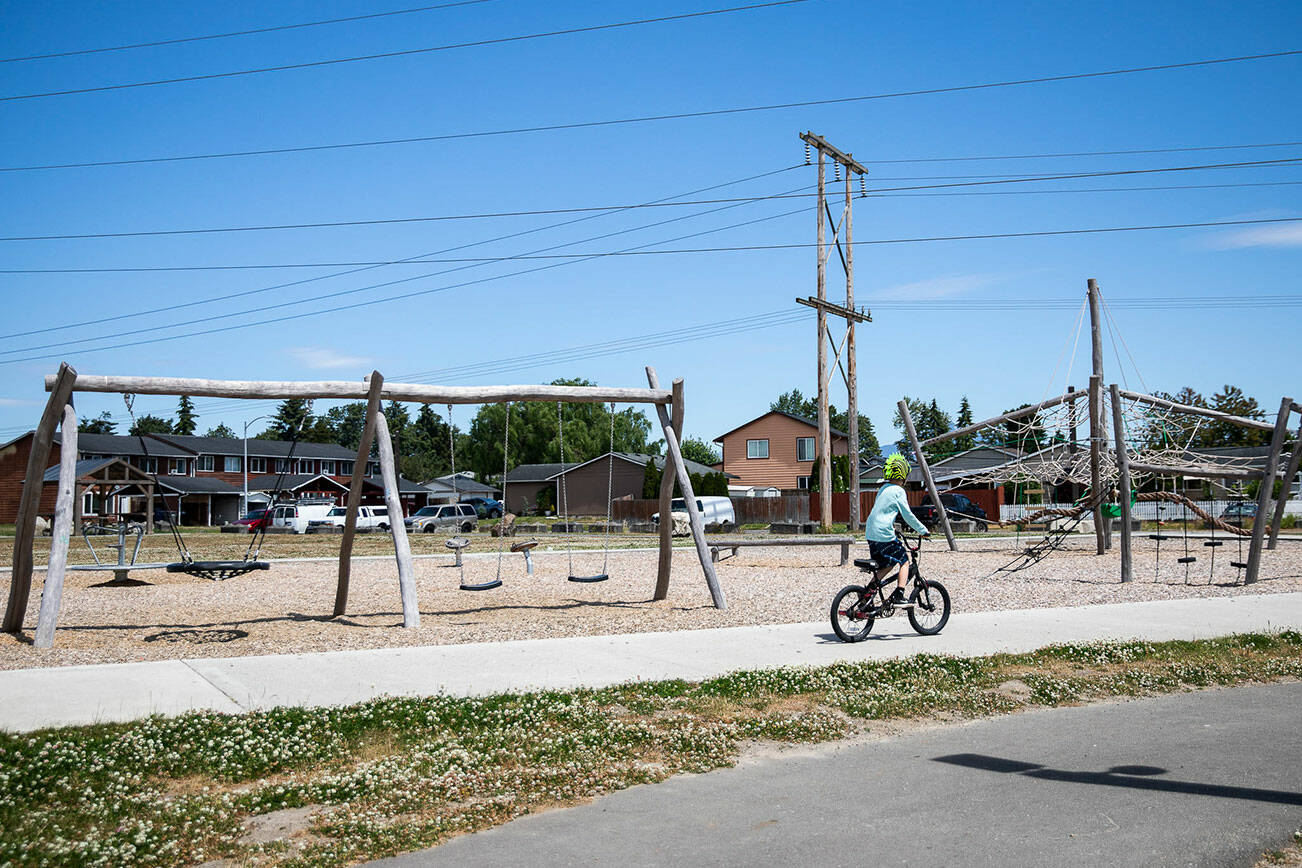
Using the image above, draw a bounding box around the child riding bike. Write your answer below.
[865,453,930,605]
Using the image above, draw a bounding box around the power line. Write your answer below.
[0,164,806,342]
[866,140,1302,165]
[0,1,808,102]
[7,157,1299,242]
[2,215,1298,367]
[0,197,813,358]
[3,48,1299,168]
[0,1,496,64]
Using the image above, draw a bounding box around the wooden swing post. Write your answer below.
[1109,384,1134,583]
[646,367,725,609]
[5,363,77,635]
[33,404,78,648]
[653,378,686,601]
[334,371,385,617]
[374,410,419,627]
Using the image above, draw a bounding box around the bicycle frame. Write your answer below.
[855,534,930,617]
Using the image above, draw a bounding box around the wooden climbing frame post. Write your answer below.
[653,379,685,601]
[1109,384,1134,583]
[1246,396,1294,584]
[899,399,956,551]
[1268,416,1302,550]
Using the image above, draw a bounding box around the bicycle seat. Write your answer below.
[854,558,881,571]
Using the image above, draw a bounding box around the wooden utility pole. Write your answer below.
[799,132,870,531]
[1086,279,1109,554]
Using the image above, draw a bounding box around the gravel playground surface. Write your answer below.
[3,533,1302,671]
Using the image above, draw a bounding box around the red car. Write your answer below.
[231,508,271,530]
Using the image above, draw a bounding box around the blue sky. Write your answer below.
[0,0,1299,453]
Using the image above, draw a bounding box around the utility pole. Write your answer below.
[798,132,870,532]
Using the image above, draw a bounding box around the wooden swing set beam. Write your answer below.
[918,389,1086,449]
[47,375,672,406]
[1117,389,1277,432]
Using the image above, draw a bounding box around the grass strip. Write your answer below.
[2,631,1300,866]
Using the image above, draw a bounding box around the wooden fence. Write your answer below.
[612,495,809,525]
[810,487,1004,526]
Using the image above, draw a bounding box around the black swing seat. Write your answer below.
[1148,534,1172,541]
[510,540,539,552]
[166,560,270,581]
[853,557,881,572]
[1204,540,1224,547]
[568,574,609,583]
[1177,557,1198,564]
[1230,561,1249,569]
[460,578,503,592]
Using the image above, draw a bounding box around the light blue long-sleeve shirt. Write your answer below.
[865,483,929,542]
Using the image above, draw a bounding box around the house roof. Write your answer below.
[149,433,357,459]
[433,473,496,494]
[504,462,575,483]
[244,473,350,493]
[41,457,121,483]
[712,410,849,443]
[54,432,193,458]
[154,475,242,495]
[370,475,431,494]
[550,451,734,480]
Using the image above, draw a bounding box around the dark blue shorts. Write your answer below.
[867,539,908,566]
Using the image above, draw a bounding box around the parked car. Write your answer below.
[652,496,736,530]
[124,506,178,526]
[1221,502,1258,524]
[230,508,270,531]
[460,496,504,519]
[309,505,391,531]
[268,500,337,534]
[913,492,989,532]
[405,503,478,533]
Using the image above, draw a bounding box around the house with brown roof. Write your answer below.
[713,411,849,492]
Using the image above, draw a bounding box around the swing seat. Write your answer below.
[445,537,471,550]
[1203,540,1224,547]
[1177,557,1197,564]
[568,574,609,583]
[1147,534,1172,541]
[510,540,539,552]
[1230,561,1248,569]
[166,560,270,581]
[459,578,503,592]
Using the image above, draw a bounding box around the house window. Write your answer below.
[368,462,380,476]
[196,455,214,472]
[796,437,815,462]
[320,460,337,476]
[340,461,354,476]
[746,439,769,459]
[296,459,314,474]
[137,458,157,474]
[248,457,267,474]
[274,459,290,473]
[797,476,811,490]
[169,458,187,475]
[224,456,241,473]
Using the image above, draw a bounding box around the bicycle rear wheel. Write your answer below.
[907,579,950,635]
[831,585,875,642]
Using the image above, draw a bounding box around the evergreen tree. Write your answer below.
[641,458,663,498]
[952,396,975,452]
[771,389,880,460]
[320,403,368,451]
[174,395,197,435]
[260,398,314,440]
[1204,385,1269,448]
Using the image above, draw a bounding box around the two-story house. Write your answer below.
[713,411,849,493]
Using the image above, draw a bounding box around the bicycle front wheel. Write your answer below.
[831,585,875,642]
[907,579,951,635]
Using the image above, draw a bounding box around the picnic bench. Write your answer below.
[709,536,857,566]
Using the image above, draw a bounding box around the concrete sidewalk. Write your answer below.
[3,592,1301,733]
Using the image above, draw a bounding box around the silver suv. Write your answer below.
[405,503,478,533]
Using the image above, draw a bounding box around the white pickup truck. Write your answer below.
[308,505,392,532]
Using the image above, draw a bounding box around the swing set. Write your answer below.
[4,364,726,648]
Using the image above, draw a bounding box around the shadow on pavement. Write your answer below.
[934,753,1302,806]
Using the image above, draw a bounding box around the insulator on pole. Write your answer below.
[860,175,867,196]
[833,162,841,181]
[804,141,811,164]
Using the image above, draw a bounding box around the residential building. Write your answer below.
[0,430,428,527]
[501,463,573,515]
[549,452,729,515]
[713,411,848,491]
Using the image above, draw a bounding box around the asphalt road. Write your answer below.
[374,682,1302,867]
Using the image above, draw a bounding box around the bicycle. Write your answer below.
[830,533,951,642]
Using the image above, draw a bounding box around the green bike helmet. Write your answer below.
[883,453,910,481]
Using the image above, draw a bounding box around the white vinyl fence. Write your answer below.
[1000,499,1302,522]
